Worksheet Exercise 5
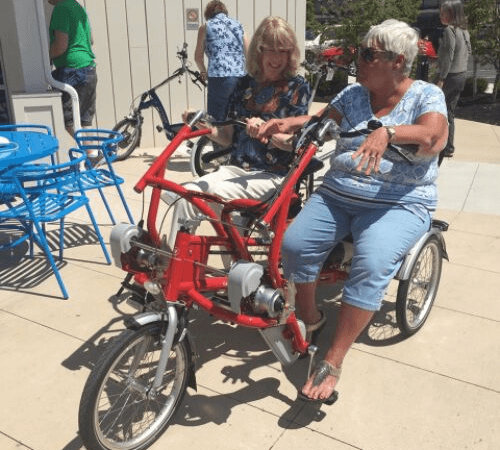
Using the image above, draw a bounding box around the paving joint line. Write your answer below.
[356,348,500,395]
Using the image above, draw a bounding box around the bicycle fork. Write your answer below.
[125,306,179,399]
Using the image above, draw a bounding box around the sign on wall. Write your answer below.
[186,8,199,30]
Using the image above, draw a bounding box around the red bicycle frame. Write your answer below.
[128,117,348,356]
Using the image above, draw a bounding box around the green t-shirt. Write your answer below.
[49,0,95,68]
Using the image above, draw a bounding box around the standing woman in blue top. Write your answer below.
[195,0,248,120]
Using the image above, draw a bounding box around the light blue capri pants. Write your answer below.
[282,190,431,311]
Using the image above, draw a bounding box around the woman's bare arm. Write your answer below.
[194,25,207,79]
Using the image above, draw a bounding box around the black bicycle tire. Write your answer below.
[396,236,443,336]
[112,118,142,161]
[78,323,191,450]
[193,136,231,177]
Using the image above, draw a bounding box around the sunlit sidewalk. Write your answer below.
[0,117,499,450]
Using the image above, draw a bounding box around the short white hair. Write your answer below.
[363,19,419,76]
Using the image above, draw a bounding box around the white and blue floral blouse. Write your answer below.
[321,81,448,211]
[227,75,311,174]
[205,13,246,78]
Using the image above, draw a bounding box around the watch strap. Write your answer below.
[385,126,396,142]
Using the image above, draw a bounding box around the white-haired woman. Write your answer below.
[257,19,448,403]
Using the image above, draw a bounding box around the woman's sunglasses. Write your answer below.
[358,46,394,63]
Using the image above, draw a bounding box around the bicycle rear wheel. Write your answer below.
[193,136,231,177]
[396,236,443,336]
[78,322,191,450]
[113,118,142,161]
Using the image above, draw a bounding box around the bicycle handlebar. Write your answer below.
[293,105,418,164]
[149,43,206,92]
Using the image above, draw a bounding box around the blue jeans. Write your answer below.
[52,66,97,127]
[282,191,430,311]
[207,76,241,121]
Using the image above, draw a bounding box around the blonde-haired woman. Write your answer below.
[164,16,311,248]
[246,16,301,81]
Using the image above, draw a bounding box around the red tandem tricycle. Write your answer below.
[78,107,448,450]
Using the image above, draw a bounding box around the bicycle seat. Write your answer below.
[301,157,324,178]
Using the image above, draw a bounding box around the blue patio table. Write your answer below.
[0,124,59,174]
[0,124,59,202]
[0,124,59,255]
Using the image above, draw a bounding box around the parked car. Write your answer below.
[315,39,437,77]
[319,45,357,76]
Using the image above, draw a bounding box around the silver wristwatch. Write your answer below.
[385,126,396,142]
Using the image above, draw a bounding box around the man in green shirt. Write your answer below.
[48,0,98,157]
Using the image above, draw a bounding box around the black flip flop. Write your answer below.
[297,389,339,405]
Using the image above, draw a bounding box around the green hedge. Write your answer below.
[307,68,349,100]
[461,77,488,97]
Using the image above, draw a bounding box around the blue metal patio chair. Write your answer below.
[58,129,135,225]
[0,149,112,299]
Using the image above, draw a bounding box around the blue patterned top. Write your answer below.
[205,13,246,77]
[227,75,311,174]
[321,81,447,211]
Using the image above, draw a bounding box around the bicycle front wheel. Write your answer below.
[396,236,443,336]
[78,323,191,450]
[113,118,142,161]
[193,136,231,177]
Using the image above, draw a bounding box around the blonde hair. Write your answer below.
[363,19,419,76]
[246,16,300,81]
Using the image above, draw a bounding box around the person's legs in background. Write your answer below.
[439,72,466,165]
[77,66,99,161]
[54,66,98,160]
[207,76,240,121]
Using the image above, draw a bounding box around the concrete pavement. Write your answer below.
[0,118,499,450]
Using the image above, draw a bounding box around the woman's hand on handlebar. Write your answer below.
[245,117,266,139]
[245,118,294,151]
[256,116,310,144]
[351,126,389,175]
[181,109,234,147]
[182,108,216,132]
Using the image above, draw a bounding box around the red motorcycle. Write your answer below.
[78,108,448,450]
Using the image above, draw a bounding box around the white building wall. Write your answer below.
[0,0,306,148]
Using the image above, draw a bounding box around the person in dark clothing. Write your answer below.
[435,0,471,165]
